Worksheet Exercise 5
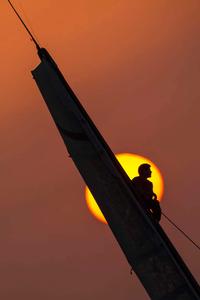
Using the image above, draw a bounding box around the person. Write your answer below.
[131,163,161,222]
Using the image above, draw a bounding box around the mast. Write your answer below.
[7,2,200,299]
[31,49,200,300]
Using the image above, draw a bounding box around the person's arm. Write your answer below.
[152,192,157,200]
[149,181,157,200]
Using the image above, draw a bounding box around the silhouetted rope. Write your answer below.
[130,212,200,276]
[162,212,200,251]
[7,0,40,50]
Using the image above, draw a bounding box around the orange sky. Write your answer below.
[1,1,200,299]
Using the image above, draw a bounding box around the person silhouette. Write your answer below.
[131,163,161,222]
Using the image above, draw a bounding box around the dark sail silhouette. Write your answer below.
[7,0,199,298]
[31,48,200,300]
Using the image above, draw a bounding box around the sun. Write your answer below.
[85,153,164,224]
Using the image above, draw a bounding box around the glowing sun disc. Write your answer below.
[85,153,164,224]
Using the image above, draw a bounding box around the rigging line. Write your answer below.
[162,212,200,251]
[7,0,40,50]
[17,0,39,43]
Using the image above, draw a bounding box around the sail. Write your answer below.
[32,48,200,300]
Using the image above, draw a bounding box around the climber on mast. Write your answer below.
[132,163,161,222]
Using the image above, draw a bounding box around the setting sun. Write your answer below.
[85,153,164,224]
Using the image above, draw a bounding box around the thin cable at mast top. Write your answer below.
[7,0,41,50]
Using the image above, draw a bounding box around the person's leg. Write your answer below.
[153,200,161,221]
[149,200,161,222]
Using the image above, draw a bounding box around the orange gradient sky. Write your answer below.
[1,1,200,299]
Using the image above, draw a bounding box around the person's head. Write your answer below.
[138,163,152,179]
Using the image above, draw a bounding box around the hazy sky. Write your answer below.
[1,1,200,299]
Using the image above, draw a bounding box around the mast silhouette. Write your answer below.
[8,2,200,299]
[32,46,200,300]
